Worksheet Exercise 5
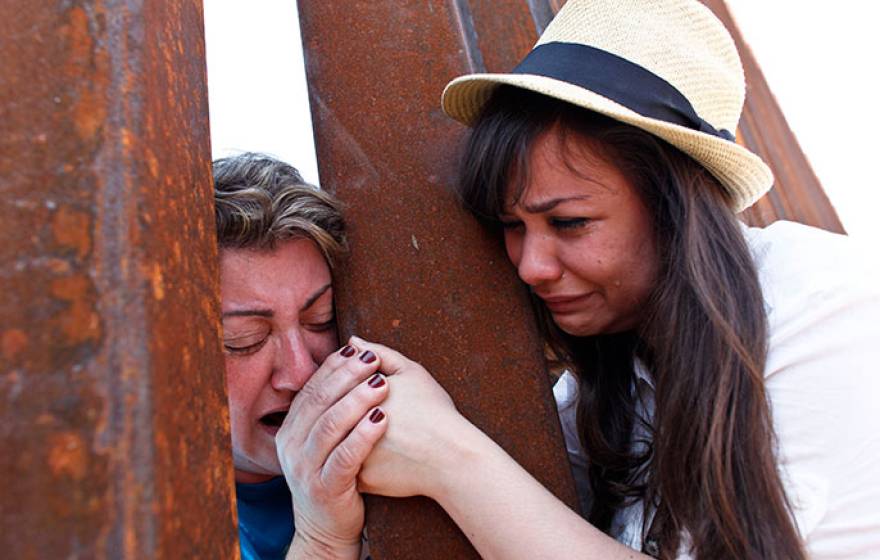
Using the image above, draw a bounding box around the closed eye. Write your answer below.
[224,336,268,356]
[307,317,337,333]
[551,217,589,230]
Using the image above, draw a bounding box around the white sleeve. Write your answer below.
[756,222,880,558]
[553,370,593,517]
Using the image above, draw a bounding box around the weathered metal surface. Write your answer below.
[0,1,238,558]
[698,0,844,232]
[298,1,579,558]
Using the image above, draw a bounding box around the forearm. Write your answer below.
[429,422,649,560]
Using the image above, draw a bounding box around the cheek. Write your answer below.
[309,330,339,364]
[503,230,522,266]
[223,356,267,415]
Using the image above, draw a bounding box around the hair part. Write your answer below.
[457,86,805,559]
[213,153,347,268]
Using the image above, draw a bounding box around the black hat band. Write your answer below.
[512,42,735,142]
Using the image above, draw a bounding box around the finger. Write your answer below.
[280,344,382,442]
[298,373,389,472]
[320,405,389,493]
[348,335,415,376]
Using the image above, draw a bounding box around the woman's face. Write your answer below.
[500,129,659,337]
[220,239,338,483]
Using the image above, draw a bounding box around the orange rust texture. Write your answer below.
[0,1,238,558]
[299,1,578,558]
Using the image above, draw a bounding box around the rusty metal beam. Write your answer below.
[0,1,238,558]
[298,1,579,558]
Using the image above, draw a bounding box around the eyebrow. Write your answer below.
[512,195,593,214]
[302,283,333,311]
[221,283,333,319]
[221,308,273,319]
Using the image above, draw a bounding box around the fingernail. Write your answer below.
[368,373,385,388]
[369,408,385,423]
[340,345,356,357]
[359,350,376,364]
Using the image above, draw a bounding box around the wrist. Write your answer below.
[423,415,499,503]
[287,531,361,560]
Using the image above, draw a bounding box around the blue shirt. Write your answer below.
[236,477,294,560]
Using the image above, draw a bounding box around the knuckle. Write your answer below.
[331,442,362,475]
[298,379,334,408]
[316,409,344,442]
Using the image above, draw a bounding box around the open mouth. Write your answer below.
[259,411,287,429]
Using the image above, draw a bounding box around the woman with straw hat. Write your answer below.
[345,0,880,558]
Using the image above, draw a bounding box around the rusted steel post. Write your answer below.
[0,1,238,558]
[298,2,578,558]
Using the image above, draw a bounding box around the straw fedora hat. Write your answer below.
[441,0,773,212]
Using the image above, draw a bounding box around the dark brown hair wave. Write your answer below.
[455,86,805,560]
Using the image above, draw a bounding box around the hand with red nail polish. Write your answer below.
[276,338,390,560]
[347,337,474,501]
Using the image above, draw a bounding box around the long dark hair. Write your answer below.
[455,86,805,559]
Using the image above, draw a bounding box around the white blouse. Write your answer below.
[554,220,880,558]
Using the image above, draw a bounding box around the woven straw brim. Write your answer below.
[442,73,773,213]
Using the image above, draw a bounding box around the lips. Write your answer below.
[539,292,595,313]
[258,407,289,435]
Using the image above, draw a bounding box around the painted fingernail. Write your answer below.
[340,345,356,357]
[369,408,385,423]
[368,373,385,388]
[359,350,376,364]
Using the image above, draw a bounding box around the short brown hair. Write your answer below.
[213,153,346,268]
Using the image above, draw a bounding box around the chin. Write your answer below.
[554,320,599,337]
[552,314,623,338]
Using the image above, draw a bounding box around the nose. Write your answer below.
[512,230,563,287]
[271,328,318,392]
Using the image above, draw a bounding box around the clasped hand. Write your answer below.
[275,336,471,557]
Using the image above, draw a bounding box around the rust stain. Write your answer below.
[72,87,106,141]
[2,329,28,360]
[120,127,134,148]
[49,274,101,344]
[51,206,92,259]
[146,147,160,178]
[61,7,92,65]
[47,257,73,274]
[47,432,88,480]
[60,7,107,141]
[151,263,165,301]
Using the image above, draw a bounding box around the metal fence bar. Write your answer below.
[298,1,579,557]
[0,1,238,557]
